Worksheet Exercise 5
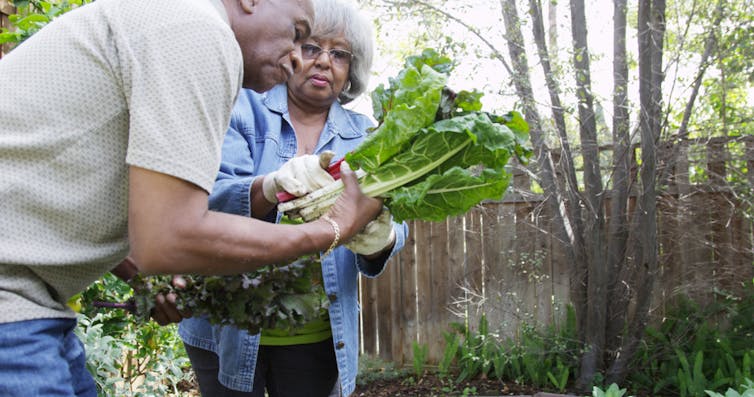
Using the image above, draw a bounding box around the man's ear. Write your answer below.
[239,0,258,14]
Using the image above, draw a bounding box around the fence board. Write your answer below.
[396,220,417,365]
[415,221,433,357]
[376,258,393,361]
[464,207,484,333]
[426,220,449,362]
[445,215,467,331]
[360,273,378,355]
[483,202,519,338]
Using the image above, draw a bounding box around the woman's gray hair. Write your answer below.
[311,0,374,104]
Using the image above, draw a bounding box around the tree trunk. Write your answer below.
[500,0,587,340]
[604,0,632,365]
[547,0,558,65]
[606,0,665,385]
[569,0,608,390]
[527,0,590,345]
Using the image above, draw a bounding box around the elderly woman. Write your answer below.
[178,1,407,396]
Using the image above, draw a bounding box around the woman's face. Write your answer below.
[287,35,352,108]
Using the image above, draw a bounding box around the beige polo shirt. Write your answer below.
[0,0,242,322]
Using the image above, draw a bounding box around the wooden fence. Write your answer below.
[359,135,754,365]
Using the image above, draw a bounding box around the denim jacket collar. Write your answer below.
[262,84,364,142]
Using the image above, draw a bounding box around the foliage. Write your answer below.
[280,49,532,223]
[0,0,92,46]
[592,383,631,397]
[411,341,429,377]
[356,354,410,387]
[75,274,193,396]
[706,378,754,397]
[627,289,754,395]
[438,307,580,390]
[131,254,326,335]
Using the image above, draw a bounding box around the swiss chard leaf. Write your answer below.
[347,64,447,172]
[387,167,510,222]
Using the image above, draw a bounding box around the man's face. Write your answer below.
[234,0,314,92]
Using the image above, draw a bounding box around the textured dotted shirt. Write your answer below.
[0,0,242,323]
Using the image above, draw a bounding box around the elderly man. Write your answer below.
[0,0,383,395]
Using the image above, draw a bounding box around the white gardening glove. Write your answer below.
[345,209,396,256]
[262,151,335,203]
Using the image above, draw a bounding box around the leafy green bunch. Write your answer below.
[131,254,327,335]
[279,49,532,222]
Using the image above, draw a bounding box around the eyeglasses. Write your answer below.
[301,43,353,65]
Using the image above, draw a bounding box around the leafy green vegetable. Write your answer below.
[130,254,327,335]
[279,51,531,222]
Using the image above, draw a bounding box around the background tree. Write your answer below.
[359,0,754,390]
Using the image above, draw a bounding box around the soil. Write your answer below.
[178,368,583,397]
[352,373,579,397]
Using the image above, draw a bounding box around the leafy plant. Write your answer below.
[0,0,92,46]
[592,383,631,397]
[628,288,754,395]
[438,330,460,378]
[279,49,531,223]
[547,358,570,392]
[356,354,409,387]
[412,341,429,377]
[449,315,501,383]
[131,254,327,335]
[75,276,193,396]
[706,378,754,397]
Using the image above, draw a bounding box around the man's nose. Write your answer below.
[290,48,304,74]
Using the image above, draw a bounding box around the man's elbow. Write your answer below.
[129,238,184,275]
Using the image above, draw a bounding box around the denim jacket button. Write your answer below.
[335,341,345,349]
[328,293,337,302]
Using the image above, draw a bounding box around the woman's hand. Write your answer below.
[345,208,395,256]
[262,151,336,203]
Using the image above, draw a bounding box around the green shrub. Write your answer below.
[706,378,754,397]
[356,354,409,387]
[75,274,193,396]
[628,288,754,395]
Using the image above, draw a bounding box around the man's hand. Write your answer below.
[151,276,191,326]
[323,161,383,241]
[262,151,336,203]
[345,209,395,256]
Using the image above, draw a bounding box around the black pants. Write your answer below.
[185,338,339,397]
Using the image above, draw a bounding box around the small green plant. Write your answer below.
[438,330,460,378]
[75,275,193,396]
[450,314,499,383]
[356,354,409,387]
[706,378,754,397]
[592,383,631,397]
[412,341,429,377]
[547,358,570,392]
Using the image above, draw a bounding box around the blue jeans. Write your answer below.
[0,318,97,397]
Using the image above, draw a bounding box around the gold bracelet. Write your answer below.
[321,215,340,257]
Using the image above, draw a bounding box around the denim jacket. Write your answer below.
[178,84,407,396]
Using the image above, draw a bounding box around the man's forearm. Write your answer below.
[128,166,336,275]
